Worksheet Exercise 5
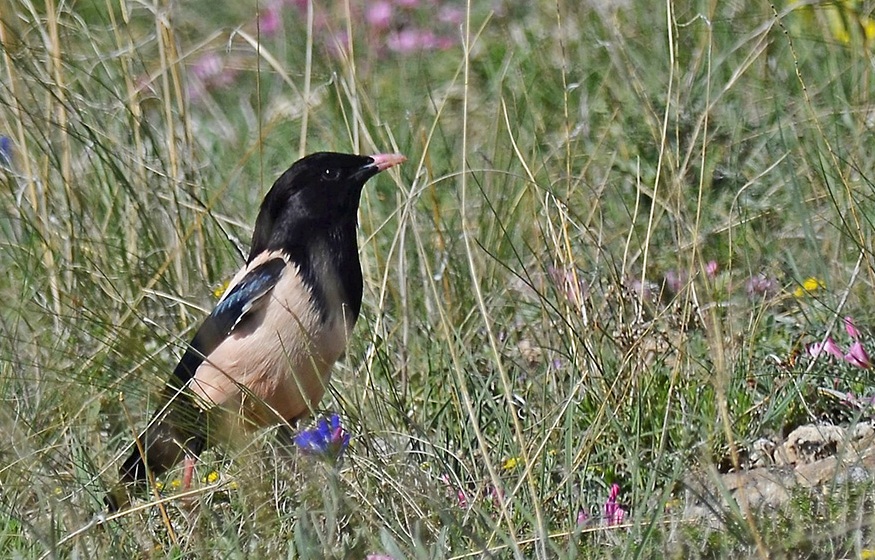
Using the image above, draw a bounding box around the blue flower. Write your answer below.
[294,414,350,462]
[0,136,11,167]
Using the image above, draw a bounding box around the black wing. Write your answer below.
[170,256,287,385]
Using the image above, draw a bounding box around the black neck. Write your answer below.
[327,219,364,321]
[254,217,363,323]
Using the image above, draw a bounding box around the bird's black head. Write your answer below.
[248,151,404,261]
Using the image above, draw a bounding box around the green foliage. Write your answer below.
[5,0,875,557]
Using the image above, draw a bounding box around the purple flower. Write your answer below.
[745,273,779,299]
[845,341,872,369]
[366,555,396,560]
[294,414,350,461]
[807,337,845,360]
[604,483,627,526]
[576,509,589,526]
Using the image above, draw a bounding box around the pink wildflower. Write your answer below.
[845,316,861,340]
[434,36,456,50]
[745,273,779,299]
[457,489,468,508]
[548,265,588,307]
[664,269,686,294]
[576,509,589,525]
[190,52,224,81]
[487,485,504,507]
[386,29,434,53]
[705,260,718,279]
[807,337,845,360]
[385,28,454,53]
[258,2,283,36]
[845,341,872,369]
[604,483,627,526]
[440,474,469,509]
[366,1,394,29]
[324,31,350,57]
[629,278,655,300]
[438,5,465,24]
[189,53,238,89]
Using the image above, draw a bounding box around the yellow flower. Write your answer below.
[502,457,521,471]
[793,277,824,298]
[822,1,875,45]
[793,0,875,46]
[204,470,219,484]
[213,280,230,299]
[865,19,875,42]
[861,549,875,560]
[155,481,165,491]
[170,478,181,489]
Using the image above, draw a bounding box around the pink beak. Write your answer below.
[368,153,406,171]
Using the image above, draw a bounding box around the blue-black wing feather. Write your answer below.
[170,257,287,385]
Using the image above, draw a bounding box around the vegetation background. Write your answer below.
[3,0,875,557]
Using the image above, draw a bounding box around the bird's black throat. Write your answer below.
[275,216,364,325]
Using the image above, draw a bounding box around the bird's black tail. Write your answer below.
[105,392,206,512]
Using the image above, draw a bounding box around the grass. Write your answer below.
[4,0,875,557]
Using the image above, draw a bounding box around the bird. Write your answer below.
[105,151,406,511]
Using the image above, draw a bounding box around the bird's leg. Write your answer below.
[182,455,197,492]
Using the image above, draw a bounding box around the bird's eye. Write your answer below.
[322,168,340,181]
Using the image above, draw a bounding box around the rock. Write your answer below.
[684,421,875,521]
[749,437,776,467]
[777,424,847,465]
